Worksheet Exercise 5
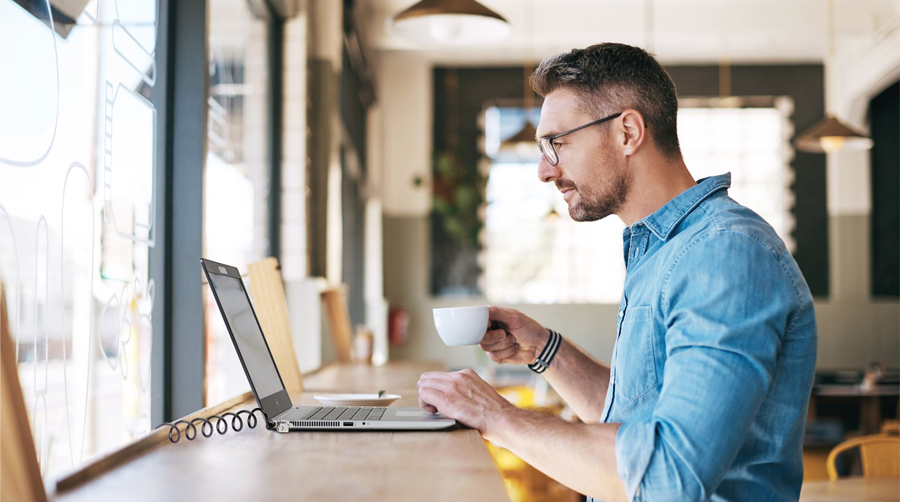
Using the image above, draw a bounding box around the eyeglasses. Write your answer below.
[537,112,622,166]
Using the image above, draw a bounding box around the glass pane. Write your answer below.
[484,162,626,304]
[482,104,794,305]
[483,107,626,304]
[204,0,272,406]
[0,0,157,481]
[678,106,795,250]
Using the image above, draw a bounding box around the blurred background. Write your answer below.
[0,0,897,498]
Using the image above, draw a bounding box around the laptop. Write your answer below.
[201,258,457,432]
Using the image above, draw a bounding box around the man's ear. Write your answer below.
[619,109,646,157]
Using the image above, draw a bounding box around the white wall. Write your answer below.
[816,22,900,313]
[365,105,389,365]
[281,12,309,281]
[827,22,900,221]
[377,52,433,217]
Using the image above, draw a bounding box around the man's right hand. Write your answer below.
[480,307,550,365]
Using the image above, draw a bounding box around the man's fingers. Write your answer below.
[418,371,462,391]
[480,328,506,346]
[418,371,454,386]
[418,373,460,397]
[488,306,519,326]
[418,391,439,414]
[418,387,452,414]
[488,343,519,363]
[480,329,515,350]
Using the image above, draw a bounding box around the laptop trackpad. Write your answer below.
[393,410,453,421]
[396,410,431,417]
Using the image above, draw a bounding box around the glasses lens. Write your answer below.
[539,138,558,165]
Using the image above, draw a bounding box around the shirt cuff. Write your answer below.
[615,421,656,502]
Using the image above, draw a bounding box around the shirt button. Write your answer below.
[618,311,624,318]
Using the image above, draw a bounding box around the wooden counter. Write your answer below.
[51,361,510,502]
[799,477,899,502]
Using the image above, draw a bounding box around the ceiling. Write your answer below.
[356,0,900,66]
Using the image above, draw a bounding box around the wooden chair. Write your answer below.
[320,285,353,364]
[881,419,900,436]
[1,284,48,502]
[826,434,900,480]
[246,258,304,393]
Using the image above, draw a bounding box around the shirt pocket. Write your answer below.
[615,305,658,402]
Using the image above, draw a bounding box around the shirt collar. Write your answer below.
[639,173,731,241]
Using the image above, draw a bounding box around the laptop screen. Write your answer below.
[207,271,285,400]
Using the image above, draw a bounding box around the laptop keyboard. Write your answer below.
[303,406,386,422]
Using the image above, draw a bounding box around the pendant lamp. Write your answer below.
[389,0,511,46]
[794,0,873,153]
[795,115,874,153]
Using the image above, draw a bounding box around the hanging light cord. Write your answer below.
[719,59,731,99]
[825,0,835,113]
[523,0,535,113]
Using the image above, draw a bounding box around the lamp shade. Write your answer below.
[389,0,511,46]
[794,115,874,153]
[498,120,538,157]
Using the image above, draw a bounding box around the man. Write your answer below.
[417,43,817,502]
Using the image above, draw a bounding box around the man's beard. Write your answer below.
[559,157,629,222]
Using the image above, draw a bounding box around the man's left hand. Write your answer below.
[417,368,515,439]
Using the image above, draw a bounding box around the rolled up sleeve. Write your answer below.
[616,421,656,500]
[613,231,795,502]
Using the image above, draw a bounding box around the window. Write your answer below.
[0,0,157,480]
[678,97,795,251]
[203,0,273,406]
[484,161,627,304]
[482,98,794,304]
[482,106,626,304]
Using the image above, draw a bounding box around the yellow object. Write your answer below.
[881,420,900,436]
[498,385,535,408]
[802,446,831,482]
[1,284,49,502]
[826,434,900,480]
[486,385,574,501]
[321,285,354,364]
[247,257,304,392]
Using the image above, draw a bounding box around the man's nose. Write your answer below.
[537,156,561,184]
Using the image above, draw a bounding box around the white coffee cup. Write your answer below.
[433,306,490,346]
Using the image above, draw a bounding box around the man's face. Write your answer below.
[536,88,630,222]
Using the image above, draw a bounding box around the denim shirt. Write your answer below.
[588,173,817,502]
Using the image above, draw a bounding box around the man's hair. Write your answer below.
[529,43,682,159]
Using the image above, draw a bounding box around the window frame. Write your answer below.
[151,0,285,424]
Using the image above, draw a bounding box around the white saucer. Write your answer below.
[312,393,401,407]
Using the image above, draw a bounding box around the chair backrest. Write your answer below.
[826,434,900,480]
[1,284,49,502]
[246,258,304,393]
[320,285,353,364]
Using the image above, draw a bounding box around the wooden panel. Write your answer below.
[321,285,353,364]
[247,257,304,392]
[50,362,510,502]
[1,284,49,502]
